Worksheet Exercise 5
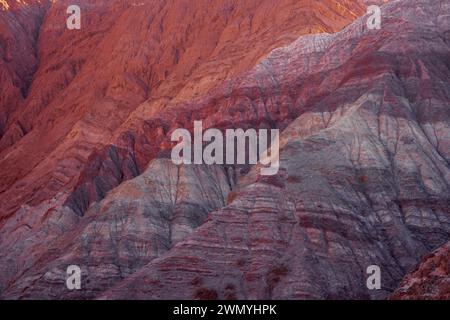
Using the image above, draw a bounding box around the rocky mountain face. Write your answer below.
[0,0,49,141]
[0,0,449,299]
[0,0,367,222]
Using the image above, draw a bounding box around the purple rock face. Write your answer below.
[0,0,449,300]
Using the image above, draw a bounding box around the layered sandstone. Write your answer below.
[100,0,450,299]
[0,0,448,300]
[1,0,375,298]
[0,0,367,223]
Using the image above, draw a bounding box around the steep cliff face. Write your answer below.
[0,0,448,300]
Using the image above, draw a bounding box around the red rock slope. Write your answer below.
[391,242,450,300]
[0,0,372,298]
[99,0,450,300]
[0,0,50,141]
[0,0,448,300]
[0,0,366,222]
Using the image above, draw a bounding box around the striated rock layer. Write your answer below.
[0,0,449,300]
[101,0,450,300]
[0,0,371,298]
[0,0,367,222]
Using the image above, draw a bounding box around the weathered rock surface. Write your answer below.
[391,242,449,300]
[0,159,232,299]
[0,0,49,139]
[0,0,374,299]
[0,0,366,223]
[0,0,449,300]
[100,0,450,300]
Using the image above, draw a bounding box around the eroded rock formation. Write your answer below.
[391,242,450,300]
[0,0,448,299]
